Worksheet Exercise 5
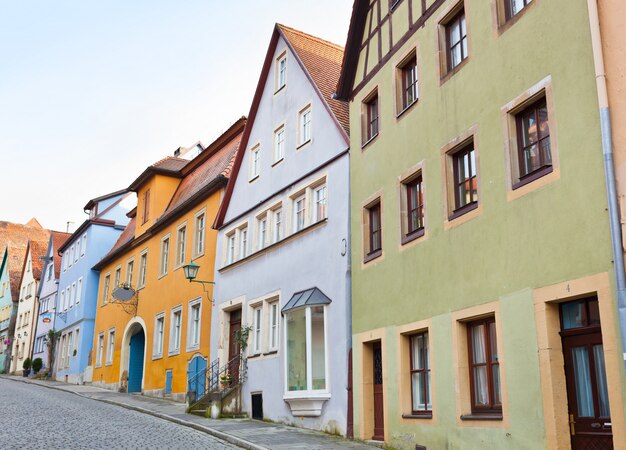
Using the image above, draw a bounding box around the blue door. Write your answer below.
[128,330,145,393]
[165,370,173,395]
[187,355,207,399]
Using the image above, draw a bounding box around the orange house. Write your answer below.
[91,118,244,401]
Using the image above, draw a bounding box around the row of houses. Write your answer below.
[3,1,626,449]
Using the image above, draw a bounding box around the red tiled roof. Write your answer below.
[50,231,72,278]
[107,218,136,258]
[151,156,188,172]
[28,239,50,281]
[278,24,349,136]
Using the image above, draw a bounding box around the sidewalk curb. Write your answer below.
[1,376,267,450]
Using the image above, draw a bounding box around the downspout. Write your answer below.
[587,0,626,370]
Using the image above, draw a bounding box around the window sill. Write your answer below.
[192,251,205,260]
[186,345,200,353]
[105,362,113,367]
[249,174,259,183]
[168,349,181,357]
[363,249,382,264]
[247,352,262,359]
[271,158,284,167]
[401,228,425,245]
[283,392,331,417]
[396,99,419,120]
[158,272,168,280]
[402,412,433,419]
[512,165,553,190]
[274,85,286,95]
[448,201,478,221]
[440,57,469,85]
[460,414,503,421]
[296,139,311,150]
[361,133,379,151]
[152,354,163,361]
[263,349,278,355]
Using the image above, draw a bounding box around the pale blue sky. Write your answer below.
[0,1,353,232]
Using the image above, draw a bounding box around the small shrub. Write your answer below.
[22,358,32,370]
[32,358,43,373]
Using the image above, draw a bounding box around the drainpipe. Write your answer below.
[587,0,626,370]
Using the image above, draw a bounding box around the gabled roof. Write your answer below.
[127,156,188,192]
[83,188,129,211]
[335,0,368,101]
[27,239,50,281]
[50,231,72,278]
[213,24,349,229]
[93,118,246,271]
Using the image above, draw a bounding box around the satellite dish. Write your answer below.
[112,285,136,301]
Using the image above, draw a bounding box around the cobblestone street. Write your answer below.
[0,378,238,449]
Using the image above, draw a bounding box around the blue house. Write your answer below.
[31,231,71,372]
[54,190,131,384]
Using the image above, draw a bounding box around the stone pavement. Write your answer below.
[1,375,381,450]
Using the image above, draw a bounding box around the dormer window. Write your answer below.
[142,189,151,224]
[276,51,287,92]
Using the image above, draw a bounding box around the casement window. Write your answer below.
[65,287,70,309]
[398,54,418,112]
[313,185,327,222]
[467,317,501,414]
[258,215,268,250]
[504,0,531,21]
[59,335,66,367]
[47,264,53,281]
[96,332,104,367]
[187,300,201,350]
[169,307,182,354]
[176,224,187,267]
[74,243,79,263]
[252,306,262,354]
[102,274,110,306]
[299,106,312,146]
[362,91,379,144]
[250,145,260,180]
[69,282,76,308]
[276,52,287,91]
[274,126,285,163]
[294,195,306,232]
[239,226,248,259]
[153,314,165,357]
[514,97,552,185]
[142,189,150,224]
[194,211,206,257]
[138,251,148,288]
[69,245,74,267]
[285,305,327,391]
[126,259,134,287]
[114,266,121,289]
[81,234,87,257]
[410,332,431,414]
[443,6,468,73]
[67,332,73,366]
[273,207,283,243]
[226,233,236,264]
[63,252,68,271]
[106,329,115,365]
[268,301,279,351]
[160,236,170,276]
[60,290,66,311]
[74,328,80,354]
[404,174,425,238]
[447,141,478,218]
[366,201,382,257]
[76,278,82,304]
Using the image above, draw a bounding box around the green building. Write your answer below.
[336,0,626,448]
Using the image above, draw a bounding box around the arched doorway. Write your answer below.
[128,328,145,393]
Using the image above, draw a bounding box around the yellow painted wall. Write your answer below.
[135,175,181,238]
[92,185,222,397]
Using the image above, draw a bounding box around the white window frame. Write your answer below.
[226,232,236,265]
[175,222,187,268]
[298,105,312,147]
[69,283,76,308]
[186,298,202,351]
[153,312,165,359]
[273,207,283,243]
[69,245,74,267]
[257,213,268,250]
[60,290,66,311]
[276,51,287,91]
[249,145,261,181]
[193,209,206,258]
[239,226,248,260]
[273,125,286,163]
[252,305,263,355]
[138,250,148,289]
[76,277,82,304]
[96,332,105,367]
[106,328,115,365]
[159,234,170,277]
[81,234,87,257]
[169,305,183,356]
[63,251,68,272]
[293,193,307,232]
[102,273,111,306]
[125,257,135,287]
[114,265,121,289]
[268,301,280,352]
[313,184,328,222]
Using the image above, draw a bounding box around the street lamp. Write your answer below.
[182,262,215,286]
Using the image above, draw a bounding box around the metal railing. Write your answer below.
[187,354,247,405]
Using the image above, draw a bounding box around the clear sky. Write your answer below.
[0,1,353,233]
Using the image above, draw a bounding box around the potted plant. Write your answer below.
[220,371,232,387]
[32,358,43,374]
[22,358,32,377]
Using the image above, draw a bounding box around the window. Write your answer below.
[410,332,431,414]
[67,332,73,366]
[239,226,248,259]
[363,91,379,144]
[69,245,74,267]
[269,302,279,351]
[250,145,260,180]
[226,233,236,264]
[76,278,82,304]
[294,195,306,232]
[514,97,552,184]
[467,318,501,414]
[126,259,134,287]
[194,212,206,257]
[366,201,382,257]
[160,236,170,276]
[252,306,262,354]
[106,329,115,365]
[286,305,326,391]
[188,300,201,350]
[445,7,468,72]
[276,52,287,90]
[65,287,70,309]
[96,333,104,367]
[449,141,478,217]
[398,54,418,112]
[138,252,147,288]
[69,282,76,308]
[102,274,110,306]
[47,264,53,281]
[142,189,150,224]
[63,252,68,271]
[114,266,121,289]
[258,215,268,250]
[176,225,186,267]
[81,234,87,256]
[404,174,425,238]
[60,290,66,311]
[274,126,285,162]
[273,208,283,243]
[298,106,312,146]
[74,328,80,354]
[169,307,182,354]
[313,185,327,222]
[504,0,531,21]
[153,314,165,357]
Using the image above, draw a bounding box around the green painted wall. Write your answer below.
[348,0,626,448]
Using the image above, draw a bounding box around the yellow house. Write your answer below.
[91,118,245,401]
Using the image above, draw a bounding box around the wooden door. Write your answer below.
[560,299,613,449]
[228,309,242,383]
[372,341,384,441]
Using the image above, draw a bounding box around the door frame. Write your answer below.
[357,329,387,442]
[119,317,148,392]
[534,273,626,449]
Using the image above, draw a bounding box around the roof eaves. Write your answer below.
[335,0,368,101]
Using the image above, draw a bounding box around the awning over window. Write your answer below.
[281,287,332,314]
